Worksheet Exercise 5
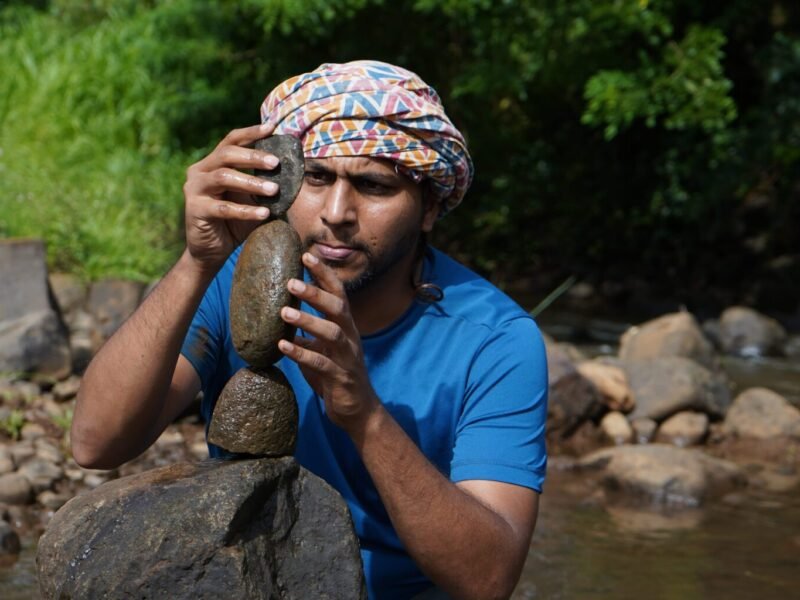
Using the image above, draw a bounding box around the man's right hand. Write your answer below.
[182,122,280,273]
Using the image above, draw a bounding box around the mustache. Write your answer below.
[302,233,371,255]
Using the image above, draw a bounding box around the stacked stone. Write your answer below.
[207,135,306,458]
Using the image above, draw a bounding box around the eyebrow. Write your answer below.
[304,159,403,186]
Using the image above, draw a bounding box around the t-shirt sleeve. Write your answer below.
[180,278,226,391]
[449,317,548,492]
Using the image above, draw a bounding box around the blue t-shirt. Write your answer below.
[181,246,548,600]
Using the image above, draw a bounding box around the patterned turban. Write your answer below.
[260,60,473,215]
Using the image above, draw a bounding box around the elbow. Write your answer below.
[70,418,122,471]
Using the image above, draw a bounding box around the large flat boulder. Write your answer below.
[36,457,365,599]
[577,444,744,506]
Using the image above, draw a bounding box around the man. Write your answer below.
[72,61,548,599]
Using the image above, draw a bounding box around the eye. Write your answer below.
[355,178,394,195]
[304,171,333,186]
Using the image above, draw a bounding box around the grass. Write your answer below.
[0,6,192,282]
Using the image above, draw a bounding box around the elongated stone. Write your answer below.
[230,219,302,368]
[208,367,298,457]
[254,134,305,218]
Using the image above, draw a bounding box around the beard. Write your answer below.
[302,228,421,295]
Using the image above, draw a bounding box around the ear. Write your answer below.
[420,191,439,233]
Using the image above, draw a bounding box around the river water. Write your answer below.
[2,316,799,598]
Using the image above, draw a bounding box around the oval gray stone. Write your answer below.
[254,135,305,218]
[207,367,298,457]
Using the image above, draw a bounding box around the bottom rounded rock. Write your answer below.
[207,367,298,457]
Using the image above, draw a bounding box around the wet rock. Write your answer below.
[576,361,634,413]
[18,459,63,494]
[545,339,603,437]
[722,387,800,439]
[230,220,303,368]
[0,473,33,505]
[87,278,144,341]
[599,411,633,445]
[622,357,731,422]
[208,367,298,456]
[37,457,365,600]
[718,306,787,357]
[631,418,658,444]
[656,411,709,447]
[619,312,715,369]
[254,134,305,218]
[577,444,745,507]
[0,521,21,557]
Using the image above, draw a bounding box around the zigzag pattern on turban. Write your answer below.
[260,60,473,215]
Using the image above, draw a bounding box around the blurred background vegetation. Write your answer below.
[1,0,798,317]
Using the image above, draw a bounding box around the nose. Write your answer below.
[320,178,357,227]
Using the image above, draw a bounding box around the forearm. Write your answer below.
[72,250,213,468]
[351,407,529,600]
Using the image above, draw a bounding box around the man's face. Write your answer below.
[287,156,438,294]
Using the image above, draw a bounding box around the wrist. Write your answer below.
[178,248,223,285]
[348,400,390,451]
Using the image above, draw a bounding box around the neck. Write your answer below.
[348,252,420,335]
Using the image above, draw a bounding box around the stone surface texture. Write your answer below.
[87,278,144,341]
[254,135,305,218]
[622,357,730,422]
[718,306,787,357]
[599,411,634,445]
[722,387,800,439]
[576,361,634,413]
[656,411,709,447]
[230,220,303,368]
[36,457,365,600]
[545,339,603,437]
[208,367,298,457]
[578,444,744,506]
[618,312,715,368]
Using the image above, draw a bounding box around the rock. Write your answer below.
[622,357,731,422]
[87,279,144,340]
[0,473,33,505]
[577,444,745,506]
[254,135,306,218]
[576,361,634,413]
[544,340,603,437]
[229,220,303,368]
[48,273,86,319]
[0,239,72,378]
[0,310,72,379]
[0,449,14,475]
[0,521,21,557]
[208,367,298,456]
[10,441,36,465]
[718,306,787,357]
[20,422,46,441]
[631,418,658,444]
[52,375,81,401]
[619,312,715,368]
[656,411,709,447]
[37,490,70,511]
[35,438,64,465]
[66,309,104,372]
[37,457,365,600]
[785,335,800,359]
[599,412,633,445]
[18,459,63,494]
[722,387,800,439]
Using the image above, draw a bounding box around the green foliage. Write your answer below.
[0,410,26,440]
[0,0,798,308]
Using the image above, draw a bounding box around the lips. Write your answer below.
[314,242,358,261]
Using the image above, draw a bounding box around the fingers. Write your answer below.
[200,197,270,222]
[281,305,346,347]
[216,122,276,151]
[278,338,333,374]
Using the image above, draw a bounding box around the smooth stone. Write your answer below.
[34,438,63,464]
[208,367,298,457]
[20,422,46,441]
[599,411,634,445]
[631,417,658,444]
[619,312,715,368]
[48,273,87,318]
[0,473,33,505]
[87,279,144,341]
[36,490,70,511]
[722,387,800,439]
[52,375,81,401]
[656,411,709,447]
[18,459,64,494]
[229,220,302,368]
[36,457,365,600]
[254,134,305,218]
[576,361,634,413]
[0,309,72,380]
[718,306,787,357]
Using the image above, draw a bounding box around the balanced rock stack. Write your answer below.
[208,135,306,457]
[36,136,366,599]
